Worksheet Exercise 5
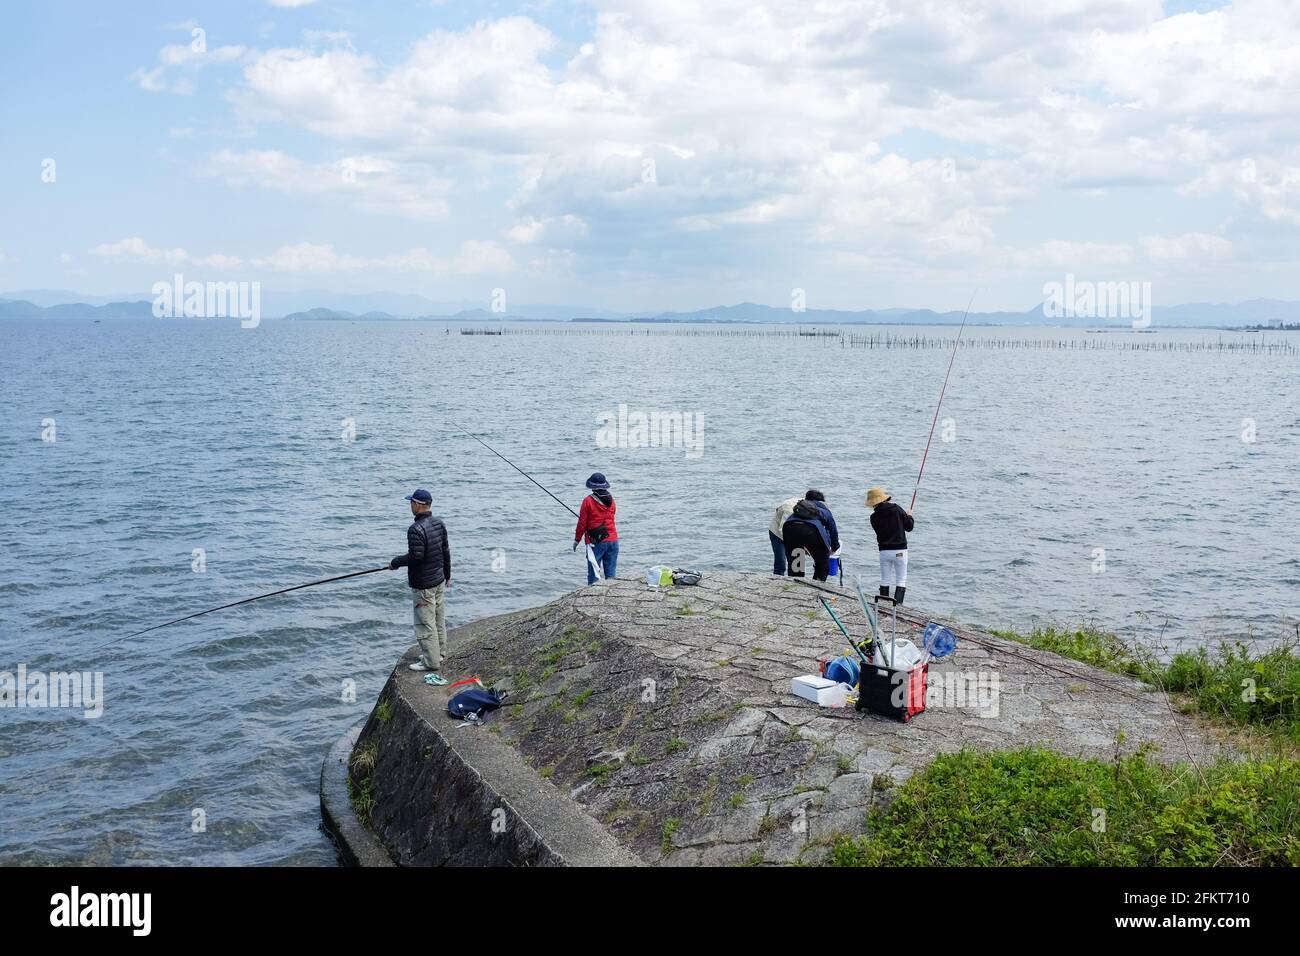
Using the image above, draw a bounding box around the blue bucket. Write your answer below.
[825,655,859,687]
[827,555,840,577]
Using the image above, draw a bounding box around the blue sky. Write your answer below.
[3,0,1298,312]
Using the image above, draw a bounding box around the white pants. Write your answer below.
[879,549,908,587]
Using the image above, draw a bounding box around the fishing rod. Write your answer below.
[886,603,1154,705]
[114,428,590,649]
[452,424,579,518]
[819,597,870,665]
[798,579,1152,704]
[910,290,977,512]
[99,566,389,652]
[453,424,604,581]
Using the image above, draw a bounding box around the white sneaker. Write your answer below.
[408,657,431,672]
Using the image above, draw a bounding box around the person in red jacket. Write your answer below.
[573,472,619,584]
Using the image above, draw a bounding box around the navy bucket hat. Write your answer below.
[585,472,610,490]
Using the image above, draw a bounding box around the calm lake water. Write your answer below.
[1,318,1297,864]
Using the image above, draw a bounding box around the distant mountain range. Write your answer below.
[5,289,1300,328]
[0,288,627,321]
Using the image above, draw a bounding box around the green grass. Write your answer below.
[661,817,681,854]
[665,736,687,755]
[1160,642,1300,742]
[349,741,378,775]
[989,625,1149,678]
[539,635,573,667]
[993,627,1300,743]
[698,775,719,816]
[346,774,376,826]
[375,698,393,724]
[830,747,1300,867]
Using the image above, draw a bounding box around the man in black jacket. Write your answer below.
[389,489,452,682]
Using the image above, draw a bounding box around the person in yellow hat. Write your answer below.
[866,486,913,604]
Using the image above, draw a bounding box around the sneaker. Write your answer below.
[423,673,449,686]
[408,657,431,672]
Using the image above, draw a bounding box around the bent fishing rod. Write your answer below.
[113,428,588,647]
[452,423,579,518]
[99,565,389,653]
[453,424,607,581]
[910,290,977,512]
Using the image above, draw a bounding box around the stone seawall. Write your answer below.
[324,573,1231,866]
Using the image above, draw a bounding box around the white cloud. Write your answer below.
[122,1,1300,302]
[505,214,587,244]
[1139,232,1234,264]
[256,240,515,274]
[88,237,515,276]
[131,42,249,94]
[89,237,244,270]
[1185,157,1300,226]
[200,148,450,221]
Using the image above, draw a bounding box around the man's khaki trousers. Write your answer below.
[413,583,447,670]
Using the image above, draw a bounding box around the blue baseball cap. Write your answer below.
[405,489,433,504]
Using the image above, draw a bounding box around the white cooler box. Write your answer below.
[791,674,851,707]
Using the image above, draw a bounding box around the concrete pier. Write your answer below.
[323,572,1230,866]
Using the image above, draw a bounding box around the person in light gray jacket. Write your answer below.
[768,496,801,575]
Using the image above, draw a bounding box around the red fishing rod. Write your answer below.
[910,291,977,511]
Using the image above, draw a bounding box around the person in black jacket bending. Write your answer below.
[866,486,913,604]
[782,489,840,582]
[389,488,452,682]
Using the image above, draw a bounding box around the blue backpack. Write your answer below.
[447,687,505,720]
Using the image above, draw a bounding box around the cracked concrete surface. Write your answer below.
[426,571,1230,866]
